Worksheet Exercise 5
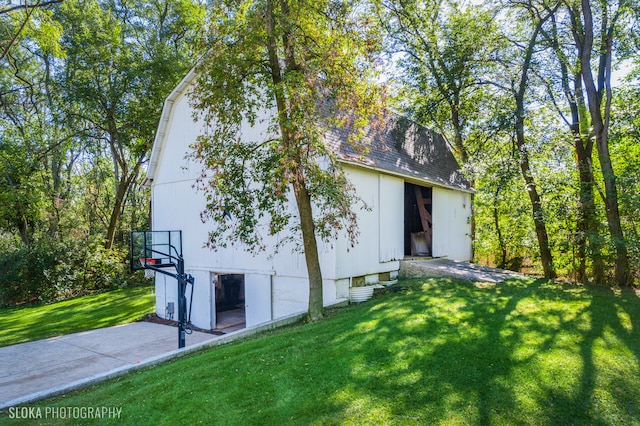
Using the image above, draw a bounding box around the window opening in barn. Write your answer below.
[404,183,432,257]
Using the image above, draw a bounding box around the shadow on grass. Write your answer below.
[318,278,640,424]
[320,278,537,424]
[543,285,640,425]
[7,279,639,425]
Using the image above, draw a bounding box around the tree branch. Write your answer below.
[0,0,62,15]
[0,0,63,62]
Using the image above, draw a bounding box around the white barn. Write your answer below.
[145,69,473,331]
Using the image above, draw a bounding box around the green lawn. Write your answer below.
[0,286,155,347]
[3,278,640,425]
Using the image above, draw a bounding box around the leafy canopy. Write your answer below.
[191,0,385,252]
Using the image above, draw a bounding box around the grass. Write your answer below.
[3,277,640,425]
[0,286,155,347]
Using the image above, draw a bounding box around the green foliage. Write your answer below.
[0,234,146,306]
[0,0,638,305]
[9,278,640,424]
[473,144,538,271]
[377,0,508,163]
[55,0,206,249]
[475,185,534,268]
[191,0,385,251]
[379,0,640,285]
[192,0,386,320]
[611,84,640,284]
[0,139,43,245]
[0,1,64,61]
[0,0,205,305]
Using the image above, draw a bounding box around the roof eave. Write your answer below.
[337,158,476,193]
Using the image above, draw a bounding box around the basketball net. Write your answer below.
[140,258,156,280]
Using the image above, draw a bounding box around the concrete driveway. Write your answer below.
[0,322,215,409]
[400,258,526,282]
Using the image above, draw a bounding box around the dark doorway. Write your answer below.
[214,274,246,331]
[404,183,432,256]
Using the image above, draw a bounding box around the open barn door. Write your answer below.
[245,274,272,327]
[404,183,433,257]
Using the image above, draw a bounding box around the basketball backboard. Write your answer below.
[129,230,183,272]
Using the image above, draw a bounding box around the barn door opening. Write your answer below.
[404,183,432,257]
[213,274,246,331]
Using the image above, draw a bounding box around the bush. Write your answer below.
[0,240,55,305]
[0,236,145,306]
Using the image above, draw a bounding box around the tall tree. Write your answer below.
[0,5,65,245]
[567,0,631,285]
[494,0,559,279]
[375,0,509,261]
[610,83,640,284]
[191,0,385,321]
[57,0,205,249]
[376,0,502,165]
[0,75,75,247]
[540,9,605,283]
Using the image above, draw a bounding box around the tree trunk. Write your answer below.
[593,130,629,285]
[493,187,507,269]
[18,215,30,246]
[514,14,556,279]
[563,65,605,284]
[574,136,605,283]
[105,178,127,250]
[293,176,325,321]
[451,104,469,165]
[577,0,630,285]
[514,125,556,279]
[104,157,143,250]
[565,68,605,283]
[265,0,324,320]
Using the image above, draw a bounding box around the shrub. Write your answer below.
[0,236,145,306]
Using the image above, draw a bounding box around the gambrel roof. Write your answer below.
[325,114,472,192]
[147,68,472,193]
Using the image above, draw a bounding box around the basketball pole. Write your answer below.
[139,257,193,349]
[177,256,187,349]
[130,230,194,349]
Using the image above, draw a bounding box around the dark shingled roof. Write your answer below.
[325,113,472,192]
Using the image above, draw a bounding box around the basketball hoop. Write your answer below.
[140,258,156,280]
[129,230,192,349]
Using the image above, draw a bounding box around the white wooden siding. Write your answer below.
[378,174,404,262]
[431,187,472,261]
